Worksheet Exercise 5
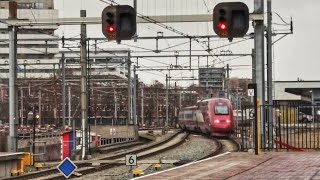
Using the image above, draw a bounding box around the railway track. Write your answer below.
[219,137,241,153]
[79,133,239,179]
[6,130,187,180]
[198,135,240,160]
[79,132,219,179]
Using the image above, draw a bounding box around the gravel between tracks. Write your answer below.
[75,134,217,180]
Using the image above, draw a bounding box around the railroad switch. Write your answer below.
[154,164,161,170]
[132,169,144,177]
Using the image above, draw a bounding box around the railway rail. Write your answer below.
[79,132,220,179]
[6,130,186,180]
[5,131,240,180]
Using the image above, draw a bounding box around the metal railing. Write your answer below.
[18,130,61,140]
[235,105,320,151]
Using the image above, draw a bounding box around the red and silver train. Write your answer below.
[178,98,234,137]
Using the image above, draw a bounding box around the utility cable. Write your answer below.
[273,12,290,25]
[98,0,216,59]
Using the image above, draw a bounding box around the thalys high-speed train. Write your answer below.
[178,98,234,136]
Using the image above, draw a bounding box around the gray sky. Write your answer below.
[52,0,319,85]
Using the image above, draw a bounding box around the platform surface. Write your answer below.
[134,152,320,180]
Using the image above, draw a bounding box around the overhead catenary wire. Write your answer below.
[1,1,291,86]
[273,11,290,25]
[97,0,221,61]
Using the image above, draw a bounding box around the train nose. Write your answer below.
[212,118,233,131]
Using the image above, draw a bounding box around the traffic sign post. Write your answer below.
[57,157,78,178]
[126,154,137,174]
[248,89,255,97]
[126,154,137,166]
[248,83,259,155]
[249,109,255,118]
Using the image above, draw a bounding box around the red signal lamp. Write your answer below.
[106,25,115,33]
[218,22,227,30]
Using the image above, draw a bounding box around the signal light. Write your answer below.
[218,22,227,30]
[102,5,136,42]
[213,2,249,39]
[106,25,115,33]
[102,6,117,41]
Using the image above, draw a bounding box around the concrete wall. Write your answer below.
[18,137,62,161]
[18,143,61,161]
[0,125,138,161]
[0,135,61,161]
[94,125,138,139]
[0,160,17,178]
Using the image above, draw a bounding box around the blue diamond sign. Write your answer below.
[57,157,78,178]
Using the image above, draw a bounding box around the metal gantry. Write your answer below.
[1,1,294,156]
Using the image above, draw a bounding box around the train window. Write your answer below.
[215,105,229,115]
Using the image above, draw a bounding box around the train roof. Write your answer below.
[197,98,231,103]
[180,106,197,110]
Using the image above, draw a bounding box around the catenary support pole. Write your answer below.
[141,86,144,126]
[254,0,265,151]
[133,65,137,125]
[127,52,131,141]
[20,88,23,127]
[226,64,230,99]
[80,10,89,160]
[166,74,169,126]
[252,49,256,83]
[38,90,41,126]
[156,87,159,125]
[267,0,273,149]
[8,1,18,152]
[114,90,117,124]
[62,53,66,131]
[68,86,71,126]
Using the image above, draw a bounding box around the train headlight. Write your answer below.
[214,120,220,123]
[226,119,231,123]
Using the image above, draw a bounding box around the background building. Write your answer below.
[0,0,59,78]
[198,67,226,96]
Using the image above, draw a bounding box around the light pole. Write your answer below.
[32,108,39,165]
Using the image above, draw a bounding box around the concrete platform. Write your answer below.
[0,152,25,178]
[134,152,320,180]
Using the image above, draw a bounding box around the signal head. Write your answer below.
[102,6,117,40]
[102,5,136,41]
[213,2,249,38]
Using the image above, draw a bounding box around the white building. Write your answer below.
[0,0,59,78]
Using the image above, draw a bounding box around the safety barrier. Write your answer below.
[236,104,320,151]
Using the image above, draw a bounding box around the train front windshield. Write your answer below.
[215,105,229,115]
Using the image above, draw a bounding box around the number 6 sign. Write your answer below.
[125,154,137,166]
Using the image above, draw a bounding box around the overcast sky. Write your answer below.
[52,0,319,85]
